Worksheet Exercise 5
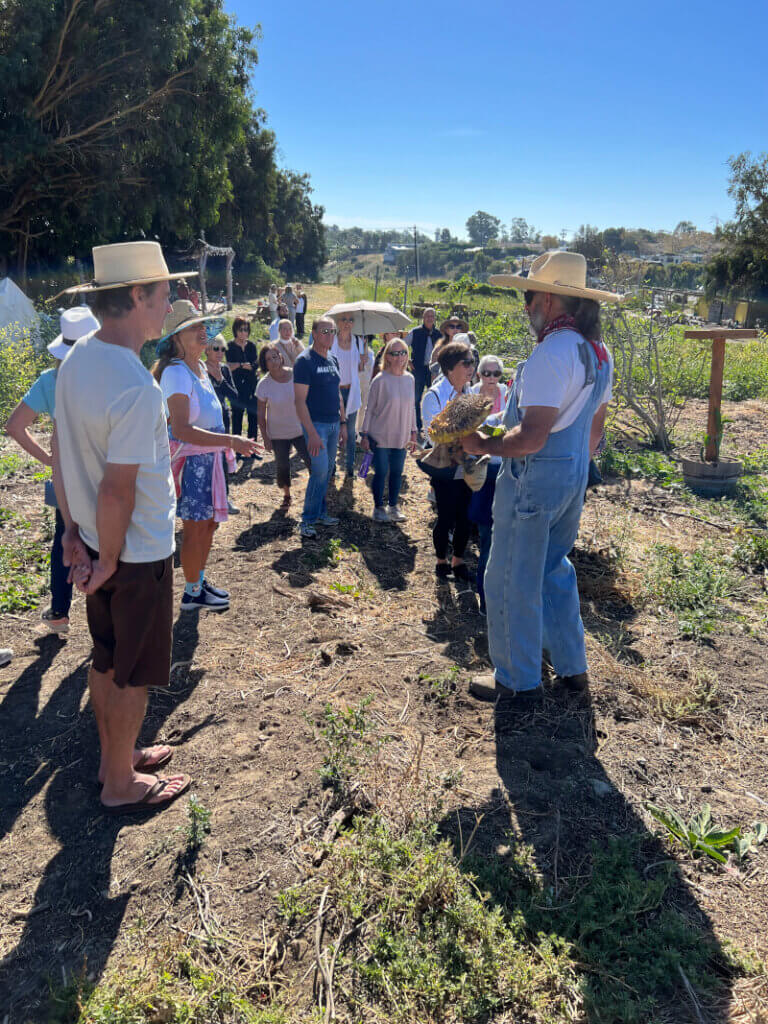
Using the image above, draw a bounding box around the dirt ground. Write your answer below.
[1,399,768,1022]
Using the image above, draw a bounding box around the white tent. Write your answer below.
[0,278,38,337]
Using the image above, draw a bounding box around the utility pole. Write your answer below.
[373,264,381,301]
[413,225,420,283]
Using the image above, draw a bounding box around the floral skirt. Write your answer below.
[178,452,216,521]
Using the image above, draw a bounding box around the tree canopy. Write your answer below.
[0,0,326,282]
[705,152,768,300]
[466,211,501,246]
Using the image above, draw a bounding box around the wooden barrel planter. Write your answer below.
[681,457,742,497]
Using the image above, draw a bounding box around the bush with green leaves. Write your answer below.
[644,543,739,639]
[647,802,767,866]
[0,321,53,423]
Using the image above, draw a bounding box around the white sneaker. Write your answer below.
[0,648,12,668]
[227,499,240,515]
[427,487,436,506]
[373,507,390,523]
[319,514,339,526]
[300,522,317,537]
[388,505,406,522]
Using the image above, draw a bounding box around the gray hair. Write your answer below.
[478,354,503,375]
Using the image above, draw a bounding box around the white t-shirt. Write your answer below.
[160,362,201,423]
[54,334,175,563]
[517,329,613,433]
[269,318,281,340]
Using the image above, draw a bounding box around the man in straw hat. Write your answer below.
[52,241,193,812]
[460,251,621,714]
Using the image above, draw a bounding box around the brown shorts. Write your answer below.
[85,550,173,689]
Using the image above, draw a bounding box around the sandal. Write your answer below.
[103,774,191,815]
[41,608,70,635]
[134,744,174,771]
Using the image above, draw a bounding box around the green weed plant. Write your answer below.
[644,543,738,640]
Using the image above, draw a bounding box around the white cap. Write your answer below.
[48,306,100,360]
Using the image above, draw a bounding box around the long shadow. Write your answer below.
[436,555,734,1021]
[0,612,209,1020]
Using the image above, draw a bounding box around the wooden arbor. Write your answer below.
[683,328,758,461]
[195,240,235,312]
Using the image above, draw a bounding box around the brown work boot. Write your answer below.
[469,673,542,711]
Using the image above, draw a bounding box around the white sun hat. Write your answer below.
[490,251,621,303]
[47,306,101,360]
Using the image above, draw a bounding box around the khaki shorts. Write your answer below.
[85,550,173,689]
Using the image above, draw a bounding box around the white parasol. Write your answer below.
[323,300,412,337]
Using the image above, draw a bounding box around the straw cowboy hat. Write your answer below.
[439,314,469,334]
[57,241,193,297]
[159,300,221,344]
[490,251,621,303]
[47,306,100,360]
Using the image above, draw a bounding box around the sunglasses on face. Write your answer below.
[481,370,502,378]
[524,291,535,307]
[388,350,408,357]
[460,358,475,367]
[337,317,354,323]
[209,346,224,352]
[446,323,461,330]
[316,327,335,335]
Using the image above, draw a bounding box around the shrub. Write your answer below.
[0,322,53,423]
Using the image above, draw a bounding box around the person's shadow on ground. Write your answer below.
[430,548,735,1022]
[0,614,207,1021]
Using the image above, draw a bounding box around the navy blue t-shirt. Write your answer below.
[293,347,341,423]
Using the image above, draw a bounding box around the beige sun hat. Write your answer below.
[160,300,221,342]
[57,241,194,297]
[490,251,621,303]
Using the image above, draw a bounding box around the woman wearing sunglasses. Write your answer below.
[420,338,476,579]
[429,315,468,381]
[472,354,507,413]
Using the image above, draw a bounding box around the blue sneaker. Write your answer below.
[181,588,229,613]
[203,578,229,599]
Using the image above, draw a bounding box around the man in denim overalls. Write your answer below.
[461,252,621,715]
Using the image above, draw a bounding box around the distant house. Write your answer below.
[383,244,413,265]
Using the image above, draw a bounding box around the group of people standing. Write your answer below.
[4,239,618,812]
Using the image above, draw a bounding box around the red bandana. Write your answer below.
[537,314,609,368]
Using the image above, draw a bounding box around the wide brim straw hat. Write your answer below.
[47,305,100,360]
[490,251,621,303]
[160,300,221,343]
[56,241,194,298]
[439,315,469,333]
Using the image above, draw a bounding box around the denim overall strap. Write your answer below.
[485,332,610,691]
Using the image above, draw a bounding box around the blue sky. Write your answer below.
[229,0,767,239]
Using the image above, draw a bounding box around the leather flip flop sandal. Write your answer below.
[103,774,191,815]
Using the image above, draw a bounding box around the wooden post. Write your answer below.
[199,248,208,313]
[225,250,234,310]
[705,335,726,462]
[684,328,758,463]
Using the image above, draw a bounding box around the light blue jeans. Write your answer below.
[485,341,610,691]
[301,420,339,526]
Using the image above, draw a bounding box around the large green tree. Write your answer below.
[0,0,327,282]
[705,152,768,299]
[465,211,501,246]
[0,0,256,271]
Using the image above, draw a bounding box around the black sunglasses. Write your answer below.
[481,370,502,377]
[446,323,462,329]
[524,290,536,306]
[209,346,224,352]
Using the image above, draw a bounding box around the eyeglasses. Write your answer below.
[316,327,335,335]
[524,291,535,307]
[388,350,408,358]
[481,370,502,378]
[209,346,224,352]
[460,358,475,367]
[337,317,354,323]
[446,323,461,330]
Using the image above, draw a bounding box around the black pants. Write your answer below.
[296,312,305,338]
[413,365,430,431]
[272,435,311,488]
[432,477,472,560]
[231,389,258,439]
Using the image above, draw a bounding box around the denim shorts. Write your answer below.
[178,452,216,521]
